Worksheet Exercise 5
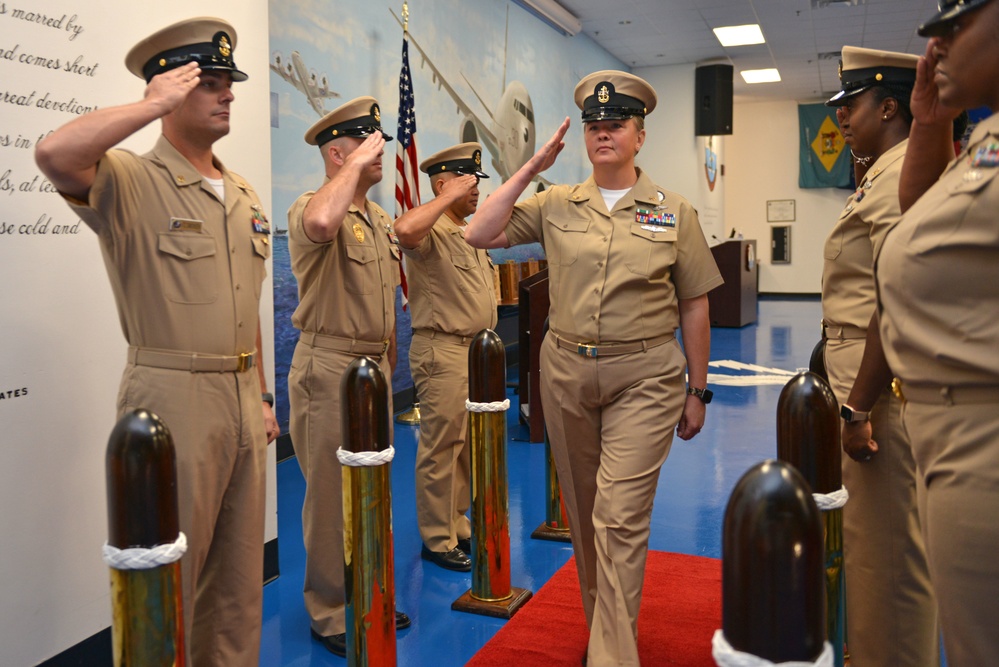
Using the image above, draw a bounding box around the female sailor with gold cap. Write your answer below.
[465,71,722,666]
[821,45,939,667]
[848,0,999,663]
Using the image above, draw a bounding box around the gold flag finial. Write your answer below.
[402,2,409,32]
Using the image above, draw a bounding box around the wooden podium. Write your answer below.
[708,240,758,328]
[517,269,549,443]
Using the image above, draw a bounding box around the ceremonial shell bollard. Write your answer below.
[340,357,397,667]
[531,318,570,543]
[777,372,847,667]
[529,425,571,542]
[713,460,833,667]
[452,329,533,618]
[103,409,186,667]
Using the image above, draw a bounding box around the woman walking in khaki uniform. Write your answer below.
[821,46,938,667]
[466,71,721,666]
[841,1,999,663]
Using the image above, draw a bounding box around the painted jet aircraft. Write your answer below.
[270,50,340,116]
[391,9,549,189]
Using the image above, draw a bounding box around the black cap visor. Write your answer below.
[919,0,993,37]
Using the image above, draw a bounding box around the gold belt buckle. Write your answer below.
[577,343,598,358]
[891,377,905,402]
[237,352,254,372]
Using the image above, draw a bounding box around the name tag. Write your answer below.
[170,217,204,232]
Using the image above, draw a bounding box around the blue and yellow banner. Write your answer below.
[799,103,851,189]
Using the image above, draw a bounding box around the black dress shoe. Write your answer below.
[456,537,472,554]
[310,628,347,657]
[421,544,472,571]
[311,613,408,655]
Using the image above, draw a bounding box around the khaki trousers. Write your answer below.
[540,334,685,667]
[902,397,999,667]
[410,334,472,551]
[288,340,393,635]
[824,340,938,666]
[117,363,266,667]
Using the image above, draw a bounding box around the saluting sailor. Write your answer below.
[35,16,279,666]
[465,70,722,666]
[393,142,496,572]
[286,96,410,657]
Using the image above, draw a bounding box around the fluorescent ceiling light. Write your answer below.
[713,24,765,47]
[740,68,781,84]
[511,0,582,36]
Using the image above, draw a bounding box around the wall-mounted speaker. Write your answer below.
[695,64,733,136]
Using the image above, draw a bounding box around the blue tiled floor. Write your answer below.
[259,296,823,666]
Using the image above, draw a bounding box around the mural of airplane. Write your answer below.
[391,9,550,190]
[270,50,340,116]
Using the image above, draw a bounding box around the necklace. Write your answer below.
[850,149,872,166]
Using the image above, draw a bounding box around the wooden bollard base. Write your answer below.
[452,586,533,619]
[530,522,571,542]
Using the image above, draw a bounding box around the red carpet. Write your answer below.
[467,551,721,666]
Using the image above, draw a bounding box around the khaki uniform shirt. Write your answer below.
[505,169,722,342]
[878,112,999,386]
[67,135,270,355]
[401,213,497,336]
[288,184,400,341]
[822,140,907,331]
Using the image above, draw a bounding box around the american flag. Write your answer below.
[395,34,420,307]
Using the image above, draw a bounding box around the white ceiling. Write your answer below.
[557,0,940,103]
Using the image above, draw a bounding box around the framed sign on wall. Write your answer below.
[766,199,796,223]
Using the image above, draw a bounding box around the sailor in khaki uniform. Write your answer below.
[287,97,409,656]
[394,142,496,572]
[34,17,278,666]
[821,46,939,667]
[466,71,722,666]
[869,2,999,663]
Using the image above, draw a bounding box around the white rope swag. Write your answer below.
[712,630,834,667]
[465,398,510,413]
[337,446,395,467]
[812,486,849,511]
[102,532,187,570]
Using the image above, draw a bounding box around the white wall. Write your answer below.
[632,67,850,294]
[725,99,847,293]
[0,1,274,664]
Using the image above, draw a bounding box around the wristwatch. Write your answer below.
[840,404,869,423]
[261,392,275,407]
[687,386,713,404]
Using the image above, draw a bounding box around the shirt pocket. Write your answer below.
[624,224,678,278]
[345,242,375,295]
[157,232,219,304]
[452,253,483,293]
[544,213,590,266]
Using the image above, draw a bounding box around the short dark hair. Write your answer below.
[870,83,914,125]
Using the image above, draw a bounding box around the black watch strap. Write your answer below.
[261,392,275,407]
[687,386,713,404]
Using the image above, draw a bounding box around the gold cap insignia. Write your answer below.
[474,150,481,165]
[352,222,365,243]
[875,72,883,81]
[160,58,167,67]
[216,32,232,58]
[597,84,610,104]
[372,103,381,123]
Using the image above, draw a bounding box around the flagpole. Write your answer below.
[395,0,422,426]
